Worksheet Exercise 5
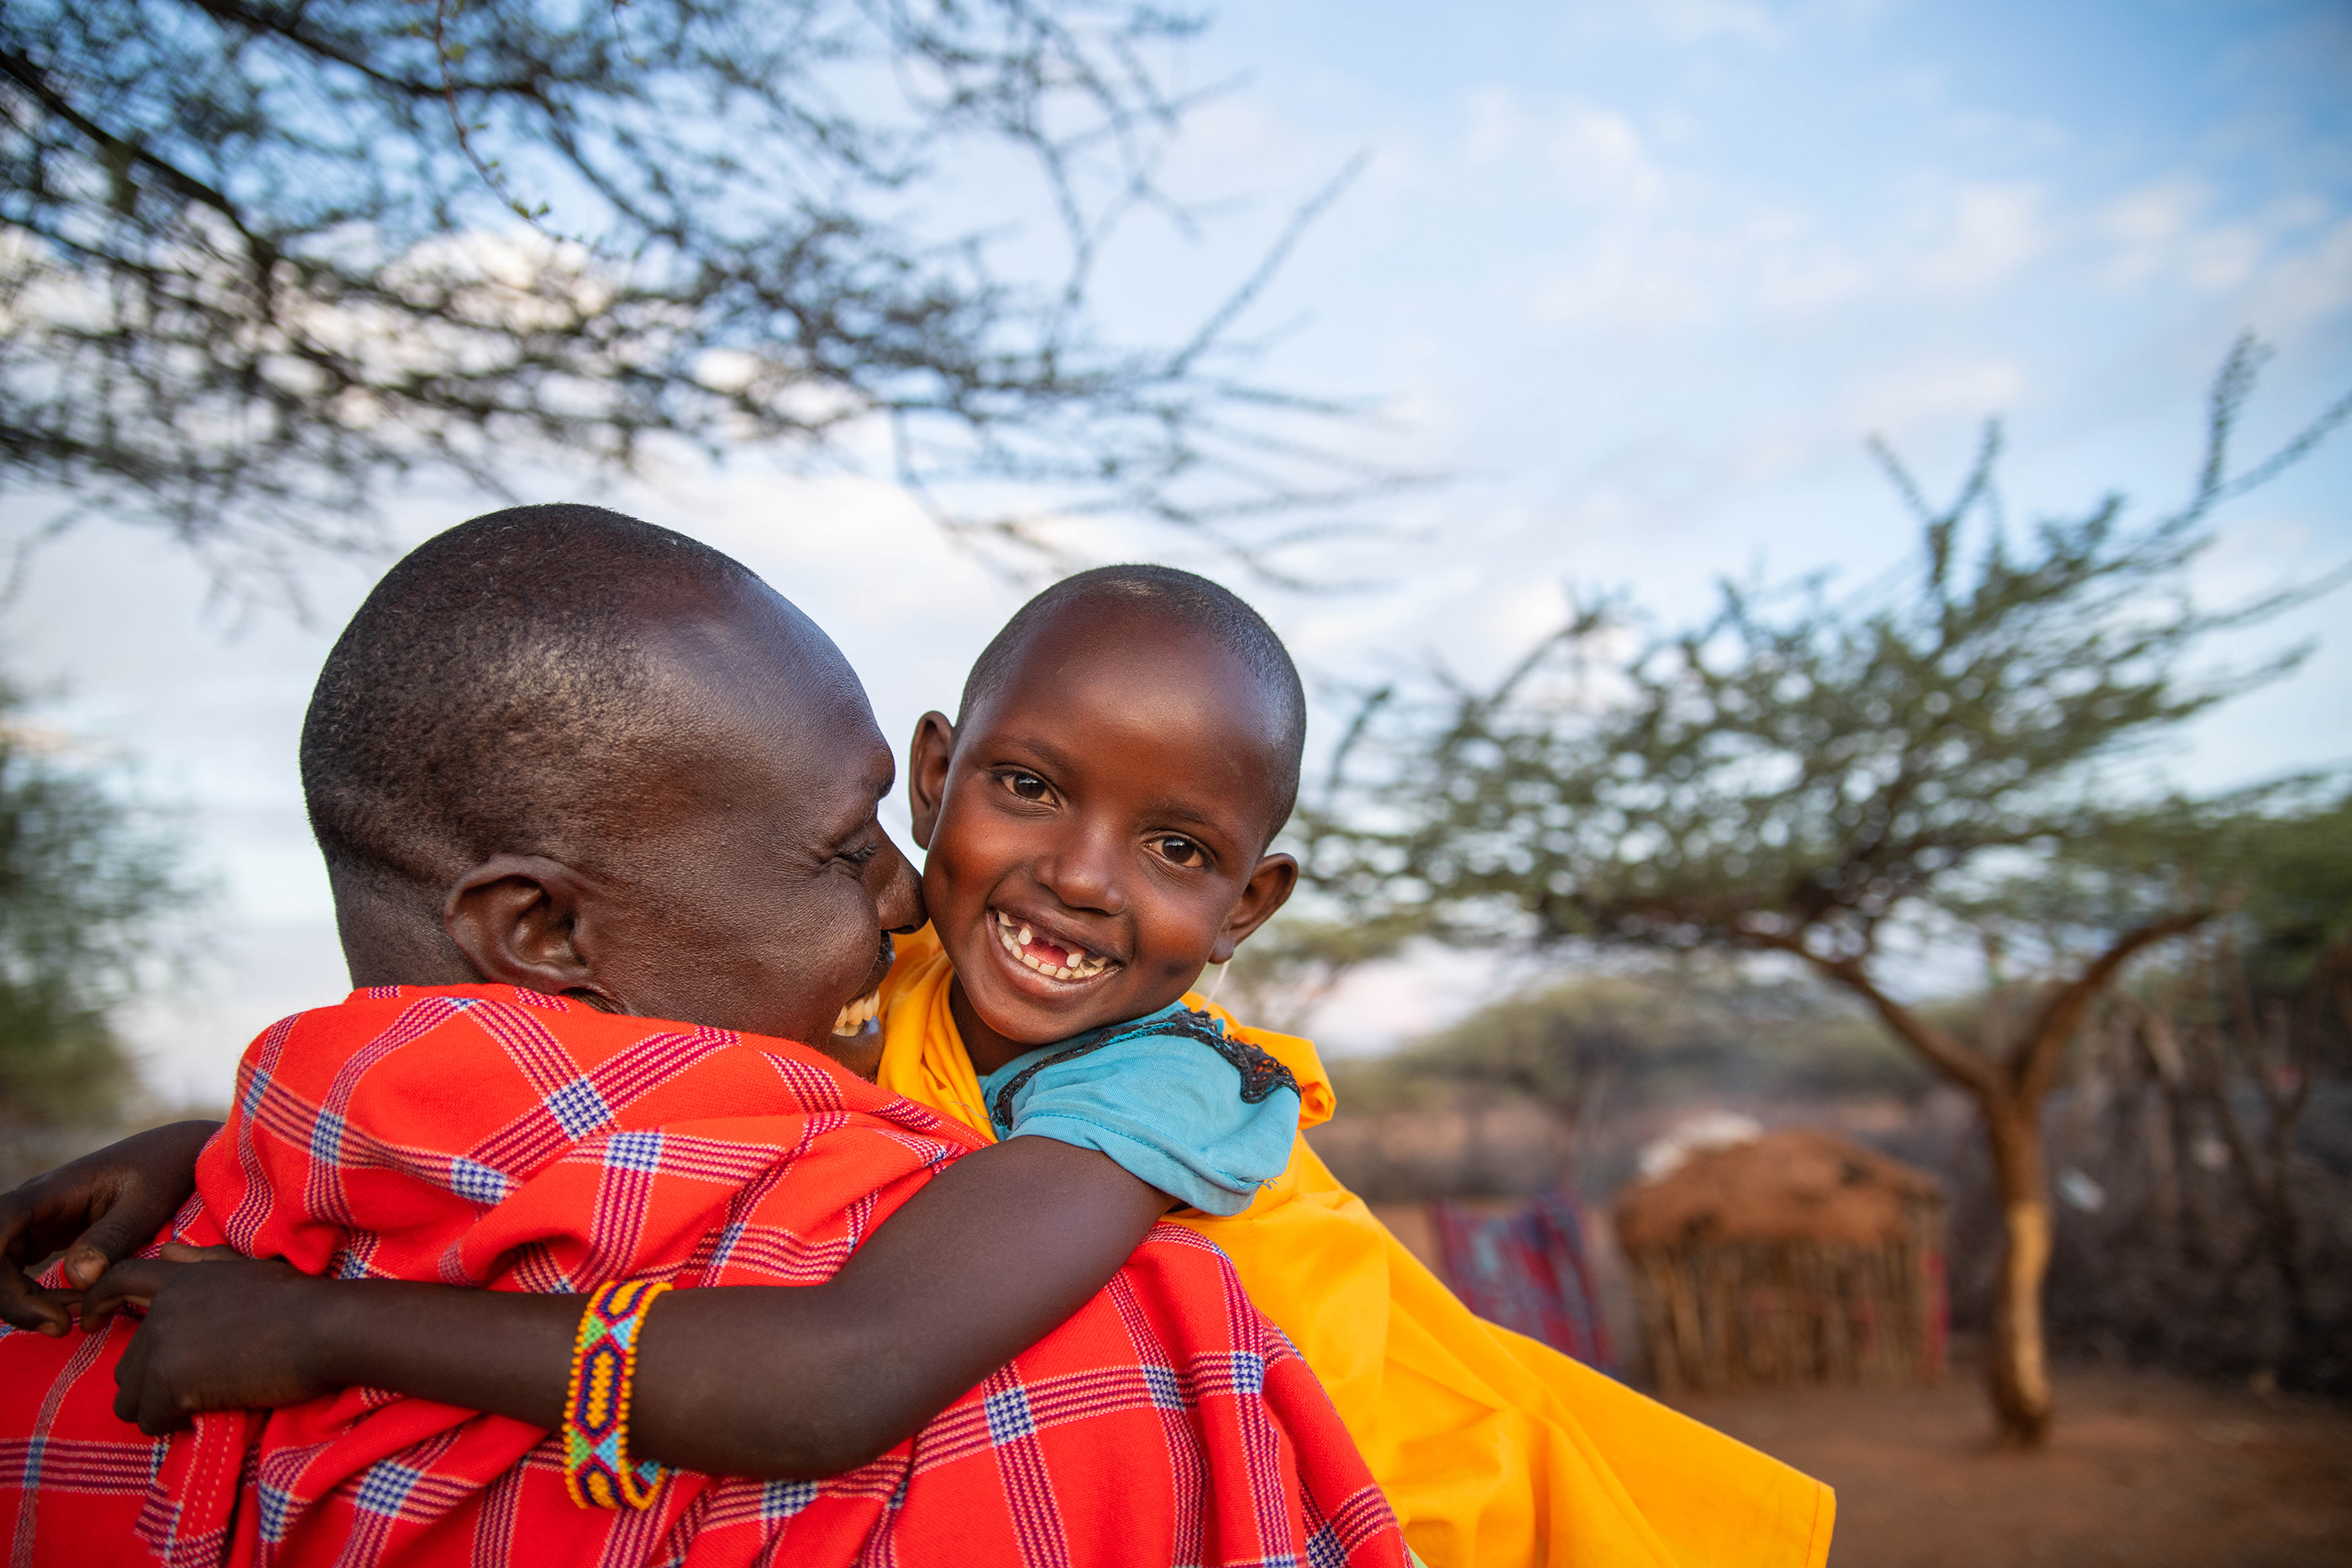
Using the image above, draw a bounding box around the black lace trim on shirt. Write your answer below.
[986,1034,1122,1136]
[987,1008,1302,1135]
[1140,1012,1303,1105]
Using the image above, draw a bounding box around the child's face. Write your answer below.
[909,606,1298,1062]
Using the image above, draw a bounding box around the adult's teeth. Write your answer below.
[832,990,879,1036]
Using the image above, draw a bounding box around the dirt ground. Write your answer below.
[1670,1360,2352,1567]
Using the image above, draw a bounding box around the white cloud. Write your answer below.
[1845,358,2026,437]
[2105,176,2206,245]
[1746,212,1872,312]
[2098,176,2275,293]
[1483,576,1575,655]
[2181,225,2265,291]
[1643,0,1782,47]
[2097,176,2339,307]
[1912,181,2048,292]
[1464,87,1520,165]
[1184,98,1280,162]
[2251,214,2352,336]
[1545,101,1665,210]
[1533,228,1712,327]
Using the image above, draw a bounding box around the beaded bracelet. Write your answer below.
[562,1278,673,1510]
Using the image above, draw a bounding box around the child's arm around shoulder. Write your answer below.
[92,1136,1166,1480]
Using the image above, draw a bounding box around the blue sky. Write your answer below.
[10,0,2349,1099]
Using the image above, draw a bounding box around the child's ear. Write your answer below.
[906,711,958,852]
[444,855,617,1009]
[1210,852,1299,965]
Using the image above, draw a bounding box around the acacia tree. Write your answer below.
[1298,339,2350,1444]
[2,0,1391,596]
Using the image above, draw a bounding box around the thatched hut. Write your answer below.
[1615,1128,1946,1394]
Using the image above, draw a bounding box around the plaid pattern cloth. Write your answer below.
[1,986,1405,1568]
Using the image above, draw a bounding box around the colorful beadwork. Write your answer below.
[561,1278,673,1510]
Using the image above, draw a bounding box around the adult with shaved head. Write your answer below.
[0,506,1406,1568]
[302,505,905,1053]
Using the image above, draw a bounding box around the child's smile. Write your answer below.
[989,907,1119,984]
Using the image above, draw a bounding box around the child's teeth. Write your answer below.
[990,911,1113,981]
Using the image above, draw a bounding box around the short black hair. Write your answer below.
[300,503,758,898]
[957,564,1308,834]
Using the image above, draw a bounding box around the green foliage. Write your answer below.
[2,0,1396,595]
[1955,781,2352,1004]
[1300,339,2350,980]
[0,695,202,1125]
[2231,791,2352,993]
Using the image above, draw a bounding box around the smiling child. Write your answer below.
[868,565,1837,1568]
[8,541,1828,1568]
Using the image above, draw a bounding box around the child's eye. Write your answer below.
[1155,835,1206,868]
[1000,771,1054,804]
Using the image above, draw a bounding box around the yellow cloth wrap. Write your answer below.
[875,926,1835,1568]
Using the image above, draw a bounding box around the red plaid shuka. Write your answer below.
[0,986,1405,1568]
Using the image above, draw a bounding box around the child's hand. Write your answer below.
[0,1120,220,1335]
[85,1249,333,1435]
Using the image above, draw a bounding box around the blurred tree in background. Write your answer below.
[2026,791,2352,1392]
[0,684,202,1163]
[1297,339,2350,1445]
[1314,962,1920,1196]
[2,0,1389,599]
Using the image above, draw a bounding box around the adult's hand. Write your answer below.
[0,1120,221,1335]
[87,1247,334,1436]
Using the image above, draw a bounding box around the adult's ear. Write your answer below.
[906,711,958,852]
[443,855,617,1008]
[1211,852,1299,965]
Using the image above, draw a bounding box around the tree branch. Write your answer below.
[2,0,1403,600]
[1747,931,1998,1093]
[0,47,257,239]
[2012,909,2212,1101]
[176,0,539,97]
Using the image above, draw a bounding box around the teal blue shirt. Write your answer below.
[977,1001,1303,1216]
